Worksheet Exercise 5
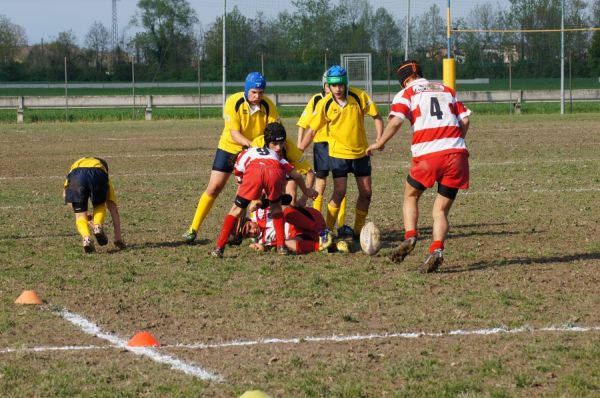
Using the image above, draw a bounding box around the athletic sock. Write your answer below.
[92,203,107,226]
[313,194,324,214]
[429,240,444,253]
[191,192,216,232]
[404,230,418,240]
[326,203,340,231]
[216,214,237,249]
[353,207,368,236]
[76,217,91,238]
[337,195,347,227]
[272,212,285,247]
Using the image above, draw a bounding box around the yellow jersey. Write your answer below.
[64,157,116,203]
[296,92,328,143]
[308,87,379,159]
[218,92,280,153]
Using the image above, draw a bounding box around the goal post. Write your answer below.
[340,53,372,96]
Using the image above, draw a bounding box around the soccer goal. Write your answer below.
[340,53,372,96]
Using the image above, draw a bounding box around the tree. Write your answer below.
[85,21,110,79]
[133,0,199,80]
[0,14,27,80]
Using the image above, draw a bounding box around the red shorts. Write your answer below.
[237,163,287,201]
[284,207,327,241]
[410,152,469,189]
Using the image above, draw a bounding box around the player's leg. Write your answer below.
[390,178,424,263]
[312,142,330,213]
[354,174,372,238]
[326,157,349,231]
[185,149,236,242]
[284,178,298,205]
[213,202,245,257]
[421,184,457,273]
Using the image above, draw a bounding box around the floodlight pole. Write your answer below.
[222,0,227,115]
[404,0,410,60]
[560,0,565,115]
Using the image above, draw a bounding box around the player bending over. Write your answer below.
[211,123,317,257]
[63,157,125,253]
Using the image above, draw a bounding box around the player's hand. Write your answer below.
[366,143,380,156]
[249,243,264,251]
[304,187,318,200]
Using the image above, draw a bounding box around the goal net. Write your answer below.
[340,53,372,96]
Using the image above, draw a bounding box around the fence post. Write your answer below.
[145,95,153,121]
[514,90,523,115]
[17,96,24,123]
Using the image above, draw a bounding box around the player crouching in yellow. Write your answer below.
[63,157,125,253]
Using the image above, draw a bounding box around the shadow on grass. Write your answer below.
[122,238,211,251]
[445,251,600,273]
[381,222,513,244]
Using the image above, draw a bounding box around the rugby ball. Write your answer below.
[360,222,381,255]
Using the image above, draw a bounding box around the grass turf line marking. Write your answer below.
[0,345,109,354]
[171,324,600,350]
[59,308,223,382]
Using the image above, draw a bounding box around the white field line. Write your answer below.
[3,324,598,355]
[171,324,600,350]
[59,309,223,382]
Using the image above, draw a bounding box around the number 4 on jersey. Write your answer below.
[430,97,444,120]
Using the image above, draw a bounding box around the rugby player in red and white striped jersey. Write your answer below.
[367,60,471,273]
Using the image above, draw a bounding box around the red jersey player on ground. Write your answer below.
[211,123,318,257]
[367,60,471,273]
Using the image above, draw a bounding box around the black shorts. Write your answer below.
[64,168,109,212]
[212,148,238,173]
[329,155,372,178]
[313,142,330,178]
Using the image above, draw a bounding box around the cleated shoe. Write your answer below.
[182,228,197,243]
[318,230,333,252]
[83,236,95,253]
[92,224,109,246]
[277,245,289,256]
[420,249,444,273]
[336,240,349,254]
[114,240,127,250]
[211,247,224,258]
[336,224,354,238]
[390,237,417,263]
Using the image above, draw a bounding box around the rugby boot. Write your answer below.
[420,249,444,273]
[390,237,417,263]
[318,230,333,252]
[182,228,197,243]
[92,224,109,246]
[82,236,95,253]
[336,240,349,254]
[211,247,224,258]
[336,224,354,238]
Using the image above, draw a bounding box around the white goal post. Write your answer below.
[340,53,372,96]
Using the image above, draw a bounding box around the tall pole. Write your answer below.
[112,0,118,69]
[443,0,456,90]
[560,0,565,115]
[447,0,452,58]
[131,56,135,120]
[222,0,227,115]
[64,57,68,122]
[404,0,410,60]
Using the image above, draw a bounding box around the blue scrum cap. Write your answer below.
[244,72,267,97]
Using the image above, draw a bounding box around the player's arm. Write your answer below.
[459,116,470,138]
[297,126,306,148]
[366,115,404,156]
[372,114,384,147]
[107,200,125,248]
[229,129,253,148]
[298,127,316,151]
[288,168,317,200]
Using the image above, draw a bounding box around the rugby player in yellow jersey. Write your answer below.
[299,65,384,238]
[183,72,280,243]
[296,72,351,235]
[63,157,125,253]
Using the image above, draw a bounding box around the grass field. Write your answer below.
[1,114,599,397]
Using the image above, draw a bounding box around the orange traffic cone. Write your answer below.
[127,331,160,347]
[14,290,43,305]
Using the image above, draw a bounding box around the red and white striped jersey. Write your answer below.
[234,147,294,177]
[249,207,291,246]
[389,78,471,160]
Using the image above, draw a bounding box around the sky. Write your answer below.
[4,0,511,45]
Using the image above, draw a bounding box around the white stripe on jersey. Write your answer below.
[411,137,467,158]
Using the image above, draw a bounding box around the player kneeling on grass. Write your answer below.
[366,60,471,273]
[63,157,125,253]
[234,196,347,254]
[211,123,317,258]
